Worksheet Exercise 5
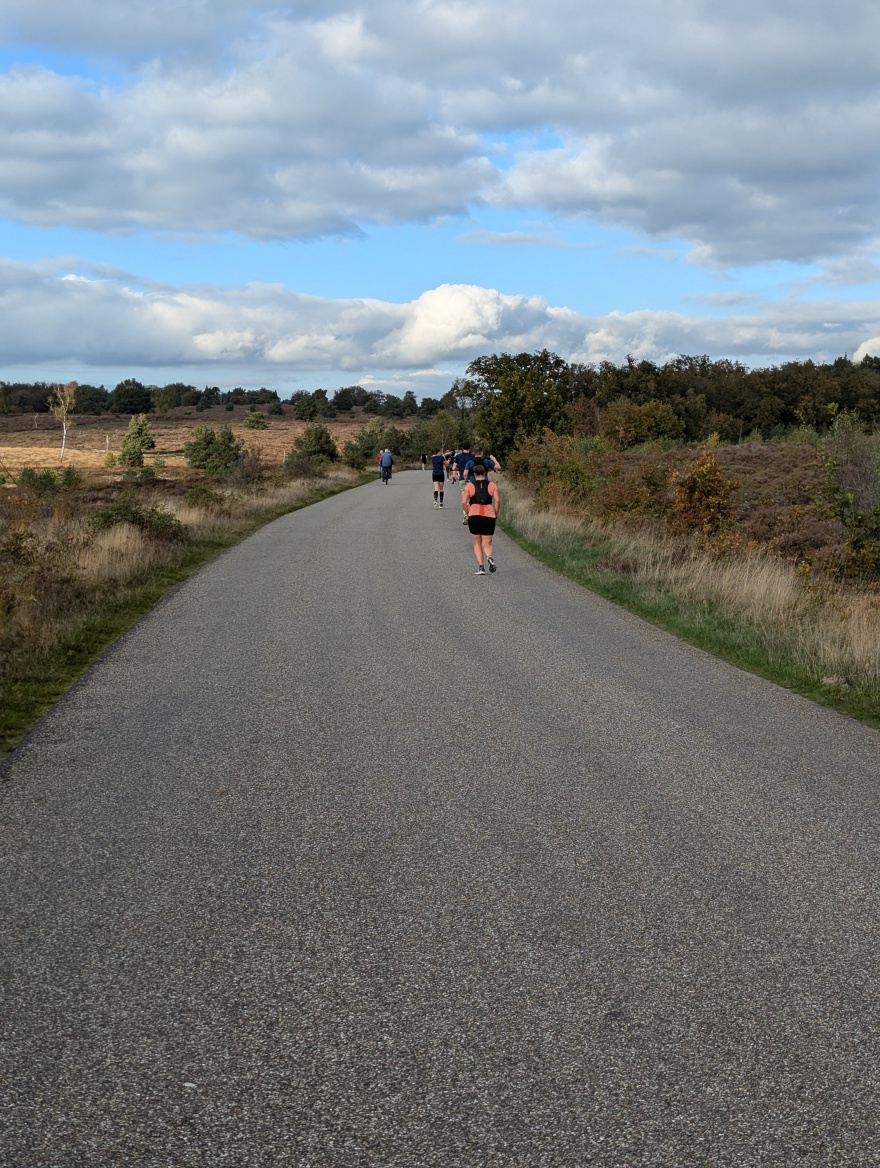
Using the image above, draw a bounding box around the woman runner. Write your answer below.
[462,462,500,574]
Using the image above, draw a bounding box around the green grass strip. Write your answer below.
[500,517,880,731]
[1,478,368,759]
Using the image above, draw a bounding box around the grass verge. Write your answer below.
[500,487,880,730]
[1,476,368,758]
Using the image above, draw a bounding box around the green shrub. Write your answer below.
[118,415,156,467]
[89,498,187,541]
[283,451,317,478]
[841,505,880,577]
[230,448,267,484]
[225,402,234,411]
[341,440,367,470]
[184,425,245,474]
[244,412,269,430]
[293,396,317,421]
[294,423,339,461]
[267,402,284,416]
[184,482,229,511]
[103,451,117,469]
[18,467,61,497]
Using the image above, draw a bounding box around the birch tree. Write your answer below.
[49,381,77,463]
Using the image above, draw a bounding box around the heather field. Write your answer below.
[0,404,416,476]
[502,427,880,726]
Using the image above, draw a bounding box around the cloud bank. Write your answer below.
[2,0,880,263]
[2,262,878,379]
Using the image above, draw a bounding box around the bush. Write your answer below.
[118,415,156,468]
[294,423,339,461]
[671,441,739,535]
[267,402,284,415]
[283,451,318,479]
[103,451,117,469]
[184,482,229,511]
[89,498,187,541]
[19,467,61,497]
[17,466,83,497]
[244,411,269,430]
[841,505,880,577]
[183,425,245,474]
[341,440,367,470]
[293,396,317,421]
[230,448,267,484]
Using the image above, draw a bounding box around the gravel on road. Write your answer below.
[2,469,879,1166]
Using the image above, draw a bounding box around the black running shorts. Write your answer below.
[468,515,496,536]
[432,474,445,483]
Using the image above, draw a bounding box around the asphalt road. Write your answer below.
[2,469,880,1167]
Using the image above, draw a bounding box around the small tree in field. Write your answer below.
[119,414,156,468]
[49,381,77,462]
[428,410,458,452]
[294,423,339,461]
[671,437,739,535]
[184,424,245,474]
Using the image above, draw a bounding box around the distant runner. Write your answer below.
[462,462,500,575]
[421,453,427,471]
[379,448,394,484]
[430,449,447,508]
[454,444,472,490]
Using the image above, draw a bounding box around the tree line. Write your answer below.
[460,350,880,457]
[0,378,458,420]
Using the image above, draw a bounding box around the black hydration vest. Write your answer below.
[470,479,492,508]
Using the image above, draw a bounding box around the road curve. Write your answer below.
[2,469,880,1166]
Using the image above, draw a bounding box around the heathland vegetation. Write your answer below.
[457,349,880,723]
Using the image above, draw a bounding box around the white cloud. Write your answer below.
[456,230,578,248]
[2,1,880,262]
[2,262,879,381]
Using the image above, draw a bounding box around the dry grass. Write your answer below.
[504,483,880,706]
[0,407,418,473]
[77,523,176,586]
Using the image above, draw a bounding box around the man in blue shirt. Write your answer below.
[453,445,473,485]
[430,449,447,507]
[379,448,393,483]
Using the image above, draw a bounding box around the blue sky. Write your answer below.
[3,0,880,395]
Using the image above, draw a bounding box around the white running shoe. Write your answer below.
[475,566,486,575]
[433,501,439,509]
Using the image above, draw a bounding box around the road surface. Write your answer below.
[2,470,880,1166]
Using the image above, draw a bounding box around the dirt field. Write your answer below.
[0,406,417,474]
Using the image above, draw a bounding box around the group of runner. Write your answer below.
[425,444,501,575]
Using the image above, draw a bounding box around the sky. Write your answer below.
[3,0,880,396]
